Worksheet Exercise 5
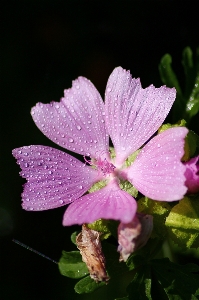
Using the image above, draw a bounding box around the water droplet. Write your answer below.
[69,138,74,143]
[24,163,29,168]
[107,87,111,92]
[59,200,64,204]
[77,125,81,130]
[79,185,83,189]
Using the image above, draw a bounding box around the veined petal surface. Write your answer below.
[105,67,176,165]
[63,181,137,225]
[31,77,109,158]
[12,146,100,211]
[126,127,188,201]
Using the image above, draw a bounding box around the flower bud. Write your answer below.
[184,155,199,194]
[117,213,153,262]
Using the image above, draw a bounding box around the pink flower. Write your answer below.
[184,155,199,194]
[12,67,188,226]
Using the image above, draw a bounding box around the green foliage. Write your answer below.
[158,120,186,134]
[70,231,79,245]
[137,197,171,239]
[159,47,199,123]
[126,258,199,300]
[87,219,112,239]
[74,276,106,294]
[166,197,199,249]
[58,251,89,279]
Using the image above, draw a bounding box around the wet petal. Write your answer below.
[105,67,176,165]
[31,77,109,158]
[12,146,99,211]
[126,127,188,201]
[63,181,137,225]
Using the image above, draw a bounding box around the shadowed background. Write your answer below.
[1,1,199,299]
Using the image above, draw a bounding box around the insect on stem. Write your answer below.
[12,239,58,264]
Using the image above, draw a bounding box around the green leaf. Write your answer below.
[165,197,199,249]
[137,198,171,239]
[185,75,199,119]
[127,265,152,300]
[159,54,182,95]
[182,47,195,99]
[126,258,199,300]
[151,258,199,299]
[71,231,79,245]
[184,130,199,161]
[158,120,186,134]
[58,251,89,279]
[74,275,106,294]
[115,297,129,300]
[87,219,111,239]
[159,54,185,122]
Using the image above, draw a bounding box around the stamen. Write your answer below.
[84,151,116,176]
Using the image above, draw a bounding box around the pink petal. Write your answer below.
[12,146,100,211]
[184,155,199,193]
[126,127,188,201]
[105,67,176,165]
[31,77,109,158]
[62,181,137,226]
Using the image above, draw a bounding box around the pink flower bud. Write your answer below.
[117,213,153,262]
[184,155,199,194]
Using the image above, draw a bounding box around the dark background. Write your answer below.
[1,1,199,299]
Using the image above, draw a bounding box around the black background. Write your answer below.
[1,1,199,299]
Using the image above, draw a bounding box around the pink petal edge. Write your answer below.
[126,127,188,201]
[12,145,100,211]
[105,67,176,165]
[63,181,137,226]
[31,77,109,159]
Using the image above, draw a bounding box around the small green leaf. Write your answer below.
[71,231,79,245]
[182,47,195,99]
[159,54,182,95]
[74,275,106,294]
[115,297,129,300]
[165,197,199,249]
[58,251,89,279]
[186,75,199,119]
[151,258,199,299]
[87,219,111,239]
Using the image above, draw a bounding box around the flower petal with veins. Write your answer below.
[31,77,109,159]
[12,146,100,210]
[63,181,137,225]
[126,127,188,201]
[105,67,176,165]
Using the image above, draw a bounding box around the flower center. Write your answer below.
[96,158,116,175]
[84,156,116,176]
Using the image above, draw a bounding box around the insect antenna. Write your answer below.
[12,239,58,264]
